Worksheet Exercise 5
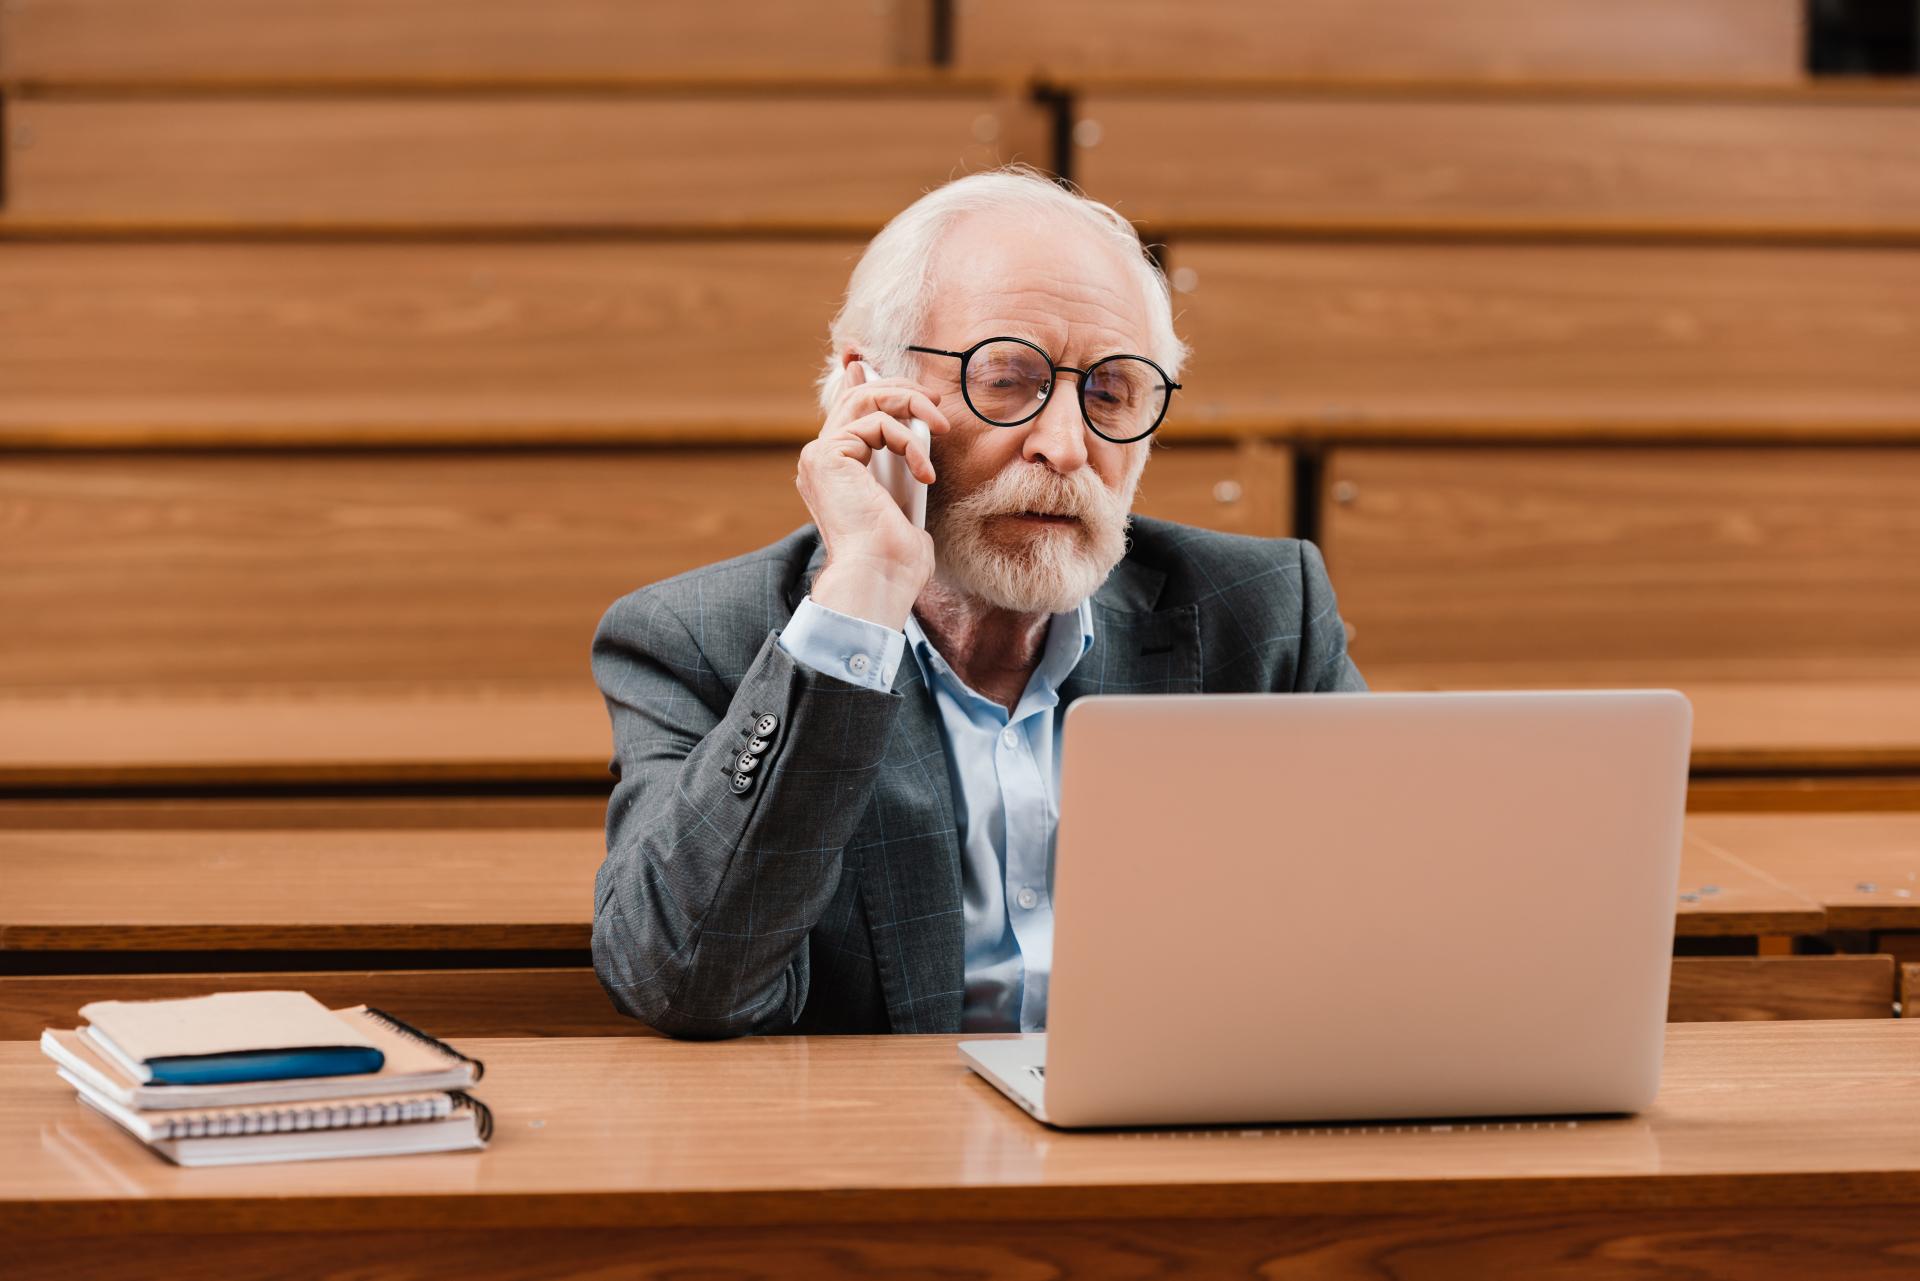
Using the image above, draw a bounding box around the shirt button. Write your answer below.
[848,654,870,676]
[1000,727,1020,749]
[1016,888,1040,911]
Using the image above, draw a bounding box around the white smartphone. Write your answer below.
[854,361,929,530]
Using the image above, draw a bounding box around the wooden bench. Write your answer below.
[1675,831,1824,944]
[0,0,934,84]
[951,0,1802,82]
[0,88,1047,233]
[0,802,1887,1031]
[1073,85,1920,238]
[1164,242,1920,438]
[0,242,859,446]
[1668,956,1896,1022]
[0,442,1288,786]
[0,968,650,1039]
[1689,813,1920,935]
[1314,446,1920,772]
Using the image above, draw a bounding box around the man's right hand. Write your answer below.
[794,359,953,631]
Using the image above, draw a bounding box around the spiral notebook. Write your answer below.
[42,1004,482,1110]
[73,1090,491,1167]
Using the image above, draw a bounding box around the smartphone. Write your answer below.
[854,361,930,530]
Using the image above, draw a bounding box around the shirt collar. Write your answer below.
[906,597,1096,718]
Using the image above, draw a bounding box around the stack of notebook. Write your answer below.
[40,990,491,1166]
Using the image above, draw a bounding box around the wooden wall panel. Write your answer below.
[952,0,1803,82]
[0,450,808,691]
[2,94,1047,231]
[1135,440,1292,538]
[0,241,860,445]
[1166,243,1920,437]
[1318,447,1920,676]
[1668,957,1895,1022]
[1077,91,1920,235]
[0,444,1287,693]
[0,0,932,83]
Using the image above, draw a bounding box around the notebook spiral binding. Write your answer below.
[360,1007,487,1082]
[159,1094,446,1141]
[450,1090,495,1142]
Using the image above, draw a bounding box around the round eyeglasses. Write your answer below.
[907,337,1179,444]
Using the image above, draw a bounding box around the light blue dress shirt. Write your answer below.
[777,595,1095,1032]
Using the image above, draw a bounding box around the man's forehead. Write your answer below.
[929,211,1152,355]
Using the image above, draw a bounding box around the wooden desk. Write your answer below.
[0,808,1827,955]
[1691,813,1920,933]
[0,818,603,952]
[0,686,612,788]
[1367,671,1920,775]
[8,678,1911,789]
[0,804,1845,961]
[1674,830,1824,940]
[6,1023,1920,1279]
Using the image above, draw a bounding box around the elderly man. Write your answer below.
[591,168,1364,1038]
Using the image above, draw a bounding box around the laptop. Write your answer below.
[959,689,1693,1129]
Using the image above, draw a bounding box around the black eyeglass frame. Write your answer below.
[906,336,1181,444]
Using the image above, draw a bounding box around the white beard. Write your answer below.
[927,456,1141,614]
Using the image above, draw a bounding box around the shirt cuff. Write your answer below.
[777,596,907,692]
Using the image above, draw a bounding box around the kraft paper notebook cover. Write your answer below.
[79,990,384,1085]
[42,1005,481,1109]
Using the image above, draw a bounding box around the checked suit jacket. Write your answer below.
[590,516,1366,1038]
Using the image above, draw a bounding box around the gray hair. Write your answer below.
[817,166,1188,415]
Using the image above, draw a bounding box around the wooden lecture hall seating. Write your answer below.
[5,0,1920,1271]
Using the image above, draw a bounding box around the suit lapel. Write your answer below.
[1059,556,1203,705]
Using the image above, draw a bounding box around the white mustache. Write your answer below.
[944,463,1118,530]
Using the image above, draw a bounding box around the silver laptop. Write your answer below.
[959,690,1692,1128]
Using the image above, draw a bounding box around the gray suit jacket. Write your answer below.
[590,517,1366,1038]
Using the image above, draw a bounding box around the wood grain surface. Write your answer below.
[951,0,1802,82]
[0,795,608,830]
[0,241,859,446]
[0,968,648,1040]
[1673,833,1823,937]
[0,808,1841,953]
[1076,89,1920,237]
[0,0,933,84]
[0,823,604,950]
[1165,243,1920,437]
[2,93,1046,232]
[6,679,1914,788]
[1687,776,1920,813]
[0,444,1284,697]
[7,1022,1920,1240]
[1690,813,1920,932]
[0,686,611,787]
[1905,963,1920,1017]
[0,450,806,691]
[11,1210,1920,1281]
[1667,956,1895,1022]
[1319,448,1920,673]
[1364,673,1920,773]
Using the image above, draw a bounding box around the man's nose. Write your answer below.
[1019,379,1090,473]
